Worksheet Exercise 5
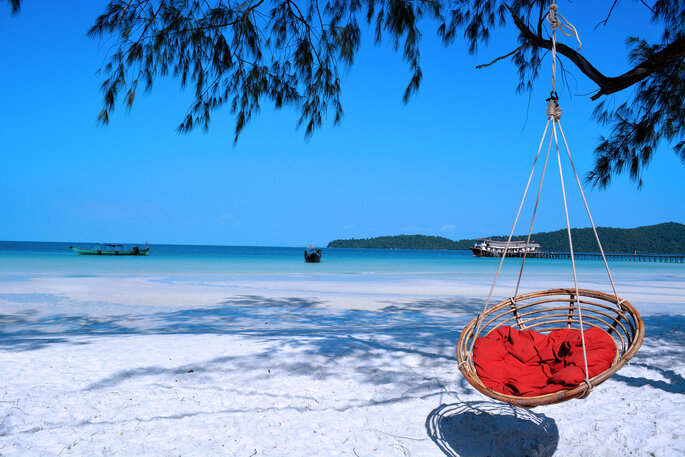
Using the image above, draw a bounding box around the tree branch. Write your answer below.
[594,0,618,30]
[506,5,685,100]
[476,45,531,69]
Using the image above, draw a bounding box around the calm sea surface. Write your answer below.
[0,241,681,278]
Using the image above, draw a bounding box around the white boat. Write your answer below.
[471,239,540,257]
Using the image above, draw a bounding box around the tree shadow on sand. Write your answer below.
[608,314,685,394]
[0,294,484,353]
[611,364,685,395]
[426,401,559,457]
[77,295,483,392]
[3,295,684,406]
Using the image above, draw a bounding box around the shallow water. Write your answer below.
[1,241,682,279]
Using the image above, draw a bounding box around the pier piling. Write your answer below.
[529,252,684,263]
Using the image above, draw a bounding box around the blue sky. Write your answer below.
[1,1,683,246]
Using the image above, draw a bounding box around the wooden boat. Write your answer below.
[304,245,322,263]
[471,239,540,257]
[70,243,150,256]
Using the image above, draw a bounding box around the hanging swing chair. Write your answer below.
[456,2,645,408]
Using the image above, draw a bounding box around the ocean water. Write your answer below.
[1,241,683,327]
[0,241,681,279]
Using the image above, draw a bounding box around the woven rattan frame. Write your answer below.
[456,288,644,408]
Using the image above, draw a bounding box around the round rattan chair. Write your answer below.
[456,3,645,408]
[457,289,644,408]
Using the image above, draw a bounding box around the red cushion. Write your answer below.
[473,326,617,397]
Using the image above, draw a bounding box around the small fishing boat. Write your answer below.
[304,245,322,263]
[70,243,150,256]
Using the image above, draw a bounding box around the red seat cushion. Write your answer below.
[473,326,617,397]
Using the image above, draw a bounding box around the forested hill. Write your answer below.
[328,235,457,250]
[327,222,685,254]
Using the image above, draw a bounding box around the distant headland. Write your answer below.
[327,222,685,254]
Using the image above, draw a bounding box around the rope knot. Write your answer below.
[546,2,582,50]
[577,378,594,399]
[546,98,562,121]
[547,3,559,30]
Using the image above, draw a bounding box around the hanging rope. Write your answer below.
[545,0,622,319]
[547,0,591,392]
[468,1,598,390]
[546,0,582,99]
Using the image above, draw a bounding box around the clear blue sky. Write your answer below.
[1,1,683,246]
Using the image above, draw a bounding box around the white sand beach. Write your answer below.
[1,269,683,457]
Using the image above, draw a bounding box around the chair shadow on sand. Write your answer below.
[426,401,559,457]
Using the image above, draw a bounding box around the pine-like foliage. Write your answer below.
[87,0,439,142]
[588,37,685,188]
[5,0,19,14]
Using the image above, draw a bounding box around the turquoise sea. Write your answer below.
[0,241,681,279]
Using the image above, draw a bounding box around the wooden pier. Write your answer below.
[533,252,685,263]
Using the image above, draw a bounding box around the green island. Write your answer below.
[327,222,685,254]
